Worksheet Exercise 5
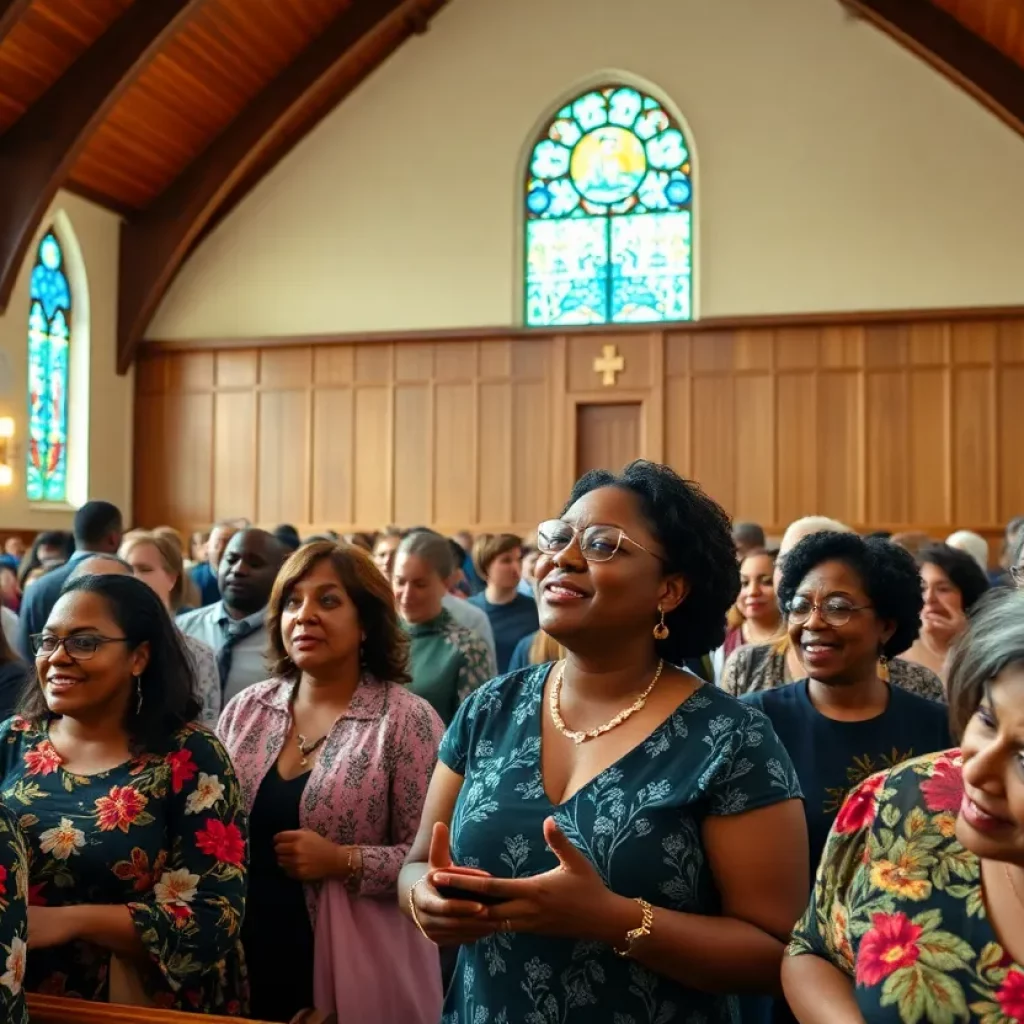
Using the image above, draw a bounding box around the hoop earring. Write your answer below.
[134,675,143,714]
[653,607,670,641]
[877,649,890,684]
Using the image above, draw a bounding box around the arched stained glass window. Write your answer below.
[524,85,694,327]
[26,230,71,503]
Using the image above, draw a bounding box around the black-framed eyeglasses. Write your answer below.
[31,634,129,661]
[786,596,873,628]
[536,519,664,564]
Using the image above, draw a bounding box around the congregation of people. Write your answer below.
[0,478,1023,1024]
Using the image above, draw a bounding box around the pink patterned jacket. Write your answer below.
[218,675,444,924]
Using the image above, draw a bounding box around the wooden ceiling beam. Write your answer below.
[842,0,1024,135]
[0,0,31,47]
[116,0,451,374]
[0,0,206,313]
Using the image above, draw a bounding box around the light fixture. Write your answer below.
[0,417,14,488]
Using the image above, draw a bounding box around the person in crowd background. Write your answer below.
[902,543,989,686]
[712,548,781,682]
[16,503,122,662]
[220,541,444,1023]
[372,527,403,580]
[393,531,491,724]
[945,529,990,576]
[783,590,1024,1023]
[273,524,302,554]
[402,461,808,1024]
[4,573,248,1009]
[733,521,767,560]
[889,531,934,557]
[468,533,539,673]
[17,531,71,594]
[189,520,241,607]
[178,528,288,705]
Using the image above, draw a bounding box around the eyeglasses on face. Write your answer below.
[536,519,663,563]
[31,634,129,661]
[786,596,872,628]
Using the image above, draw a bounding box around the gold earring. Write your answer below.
[877,651,890,684]
[653,607,670,641]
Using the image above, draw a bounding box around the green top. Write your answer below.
[405,609,492,725]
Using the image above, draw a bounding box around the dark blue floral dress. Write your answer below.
[438,665,803,1024]
[0,802,27,1024]
[0,716,248,1013]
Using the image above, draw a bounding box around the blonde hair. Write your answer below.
[119,531,191,611]
[528,631,565,665]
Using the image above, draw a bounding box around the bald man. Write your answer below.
[177,529,287,704]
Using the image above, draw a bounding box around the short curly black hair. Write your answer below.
[565,460,738,661]
[917,543,990,613]
[777,532,923,658]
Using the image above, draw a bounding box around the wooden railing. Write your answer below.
[26,994,286,1024]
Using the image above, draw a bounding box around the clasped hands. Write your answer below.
[411,816,627,947]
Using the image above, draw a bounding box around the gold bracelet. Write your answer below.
[408,877,434,943]
[614,898,654,958]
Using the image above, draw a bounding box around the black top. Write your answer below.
[242,765,315,1023]
[0,660,30,722]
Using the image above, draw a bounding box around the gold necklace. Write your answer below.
[550,659,664,745]
[296,732,327,768]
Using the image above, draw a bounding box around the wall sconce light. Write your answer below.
[0,417,14,488]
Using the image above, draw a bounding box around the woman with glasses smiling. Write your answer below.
[0,574,248,1012]
[400,460,809,1024]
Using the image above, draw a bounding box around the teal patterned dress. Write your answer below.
[0,802,28,1024]
[438,665,803,1024]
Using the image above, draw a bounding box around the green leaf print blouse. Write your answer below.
[0,716,249,1013]
[0,802,28,1024]
[438,665,803,1024]
[788,749,1024,1023]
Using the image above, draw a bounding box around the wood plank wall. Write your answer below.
[135,314,1024,541]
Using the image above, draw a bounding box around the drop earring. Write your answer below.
[134,675,143,714]
[653,607,670,641]
[877,649,890,684]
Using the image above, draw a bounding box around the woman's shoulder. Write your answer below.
[889,658,946,701]
[378,679,444,730]
[455,664,547,720]
[441,617,491,657]
[180,632,215,660]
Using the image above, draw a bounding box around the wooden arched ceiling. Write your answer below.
[0,0,448,373]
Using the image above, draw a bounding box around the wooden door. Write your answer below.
[575,402,642,476]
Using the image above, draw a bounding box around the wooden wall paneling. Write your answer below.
[353,385,391,527]
[690,372,736,514]
[774,371,818,525]
[864,370,909,523]
[513,379,552,524]
[952,366,997,524]
[212,390,257,520]
[477,380,513,525]
[165,391,214,526]
[133,391,168,528]
[663,333,692,477]
[392,382,432,527]
[906,368,950,523]
[549,335,571,505]
[311,386,354,524]
[734,373,775,524]
[817,371,862,524]
[256,389,310,525]
[434,382,476,527]
[644,332,665,463]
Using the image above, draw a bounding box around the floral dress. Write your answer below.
[0,716,249,1013]
[0,802,28,1024]
[439,665,803,1024]
[788,749,1024,1023]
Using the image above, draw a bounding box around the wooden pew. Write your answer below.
[27,994,335,1023]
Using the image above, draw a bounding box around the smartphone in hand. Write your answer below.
[435,883,506,906]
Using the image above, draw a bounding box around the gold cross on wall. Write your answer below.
[593,344,625,387]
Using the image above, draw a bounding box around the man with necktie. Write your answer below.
[178,528,287,706]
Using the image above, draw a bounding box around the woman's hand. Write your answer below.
[28,906,83,949]
[432,816,633,944]
[274,828,348,882]
[920,604,967,649]
[410,823,499,947]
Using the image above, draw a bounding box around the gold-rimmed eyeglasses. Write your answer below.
[536,519,664,564]
[786,596,873,628]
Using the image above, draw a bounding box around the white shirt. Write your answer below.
[442,594,498,678]
[176,603,269,706]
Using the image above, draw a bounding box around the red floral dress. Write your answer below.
[0,802,28,1024]
[788,749,1024,1023]
[0,716,248,1013]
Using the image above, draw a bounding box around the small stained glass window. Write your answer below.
[524,86,694,327]
[26,230,72,503]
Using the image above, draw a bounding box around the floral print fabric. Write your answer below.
[0,803,27,1024]
[438,665,803,1024]
[0,716,248,1012]
[788,749,1024,1023]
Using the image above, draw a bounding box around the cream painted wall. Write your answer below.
[0,191,133,530]
[150,0,1024,340]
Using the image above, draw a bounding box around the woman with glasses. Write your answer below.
[0,574,248,1011]
[400,461,809,1024]
[783,590,1024,1023]
[743,532,951,876]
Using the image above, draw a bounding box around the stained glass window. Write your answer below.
[26,230,71,503]
[524,86,694,327]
